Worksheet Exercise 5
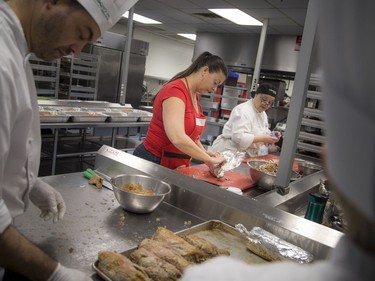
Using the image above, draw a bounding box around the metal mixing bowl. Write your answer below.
[111,174,171,213]
[247,160,301,190]
[296,159,322,176]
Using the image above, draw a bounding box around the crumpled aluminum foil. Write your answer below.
[210,151,246,178]
[235,224,314,264]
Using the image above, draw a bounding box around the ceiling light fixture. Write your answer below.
[209,9,262,26]
[177,33,196,41]
[122,12,162,24]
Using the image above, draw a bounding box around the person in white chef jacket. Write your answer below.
[181,1,375,280]
[0,1,137,280]
[209,83,281,157]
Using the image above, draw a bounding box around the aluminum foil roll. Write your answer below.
[235,224,314,264]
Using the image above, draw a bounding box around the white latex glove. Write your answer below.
[29,179,66,223]
[48,263,91,281]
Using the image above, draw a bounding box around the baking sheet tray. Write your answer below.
[39,111,70,123]
[92,220,267,281]
[176,164,256,190]
[65,111,108,123]
[137,110,153,122]
[138,116,152,122]
[105,112,139,122]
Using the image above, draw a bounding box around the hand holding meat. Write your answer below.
[205,153,227,173]
[209,151,245,178]
[29,179,66,223]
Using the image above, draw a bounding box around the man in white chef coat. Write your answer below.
[0,1,137,280]
[181,0,375,280]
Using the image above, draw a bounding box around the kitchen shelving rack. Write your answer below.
[58,53,100,100]
[296,74,325,158]
[29,54,61,98]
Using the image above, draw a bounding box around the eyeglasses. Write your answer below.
[259,95,274,107]
[213,79,221,87]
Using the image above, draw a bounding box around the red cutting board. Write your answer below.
[243,154,300,172]
[176,164,256,190]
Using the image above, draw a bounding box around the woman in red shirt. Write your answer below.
[133,52,227,170]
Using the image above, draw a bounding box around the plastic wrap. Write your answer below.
[235,224,314,264]
[210,151,246,178]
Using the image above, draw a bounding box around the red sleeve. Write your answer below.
[158,80,188,104]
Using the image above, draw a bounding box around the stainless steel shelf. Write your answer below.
[298,131,325,143]
[303,108,325,119]
[307,90,323,100]
[301,117,325,129]
[31,64,59,71]
[36,89,56,96]
[70,85,96,92]
[72,73,97,80]
[297,141,323,154]
[33,76,58,82]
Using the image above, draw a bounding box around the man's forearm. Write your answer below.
[0,225,57,281]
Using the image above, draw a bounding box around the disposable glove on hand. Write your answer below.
[29,178,66,223]
[48,263,92,281]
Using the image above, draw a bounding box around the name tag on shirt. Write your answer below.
[196,118,206,126]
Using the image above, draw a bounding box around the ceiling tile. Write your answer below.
[281,9,307,25]
[266,0,309,9]
[154,0,201,9]
[122,0,309,41]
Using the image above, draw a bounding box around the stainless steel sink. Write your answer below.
[255,171,326,208]
[256,171,346,233]
[276,184,319,218]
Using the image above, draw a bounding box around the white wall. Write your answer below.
[109,25,194,80]
[135,29,194,80]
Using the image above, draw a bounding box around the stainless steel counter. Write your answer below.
[14,172,204,279]
[14,151,343,279]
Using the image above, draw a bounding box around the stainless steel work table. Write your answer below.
[14,152,343,280]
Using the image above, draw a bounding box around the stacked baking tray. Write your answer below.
[66,111,109,123]
[39,106,153,123]
[39,111,71,123]
[119,109,153,122]
[105,112,139,122]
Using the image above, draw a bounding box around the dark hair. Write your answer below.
[256,83,277,97]
[68,0,86,11]
[169,51,228,82]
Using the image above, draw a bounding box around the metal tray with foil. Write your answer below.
[92,220,268,281]
[105,112,139,122]
[65,111,109,123]
[39,111,71,123]
[137,110,153,122]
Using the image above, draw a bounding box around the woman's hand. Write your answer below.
[205,153,226,171]
[205,155,227,178]
[263,134,279,145]
[207,151,221,158]
[207,155,226,166]
[273,131,282,140]
[268,144,280,153]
